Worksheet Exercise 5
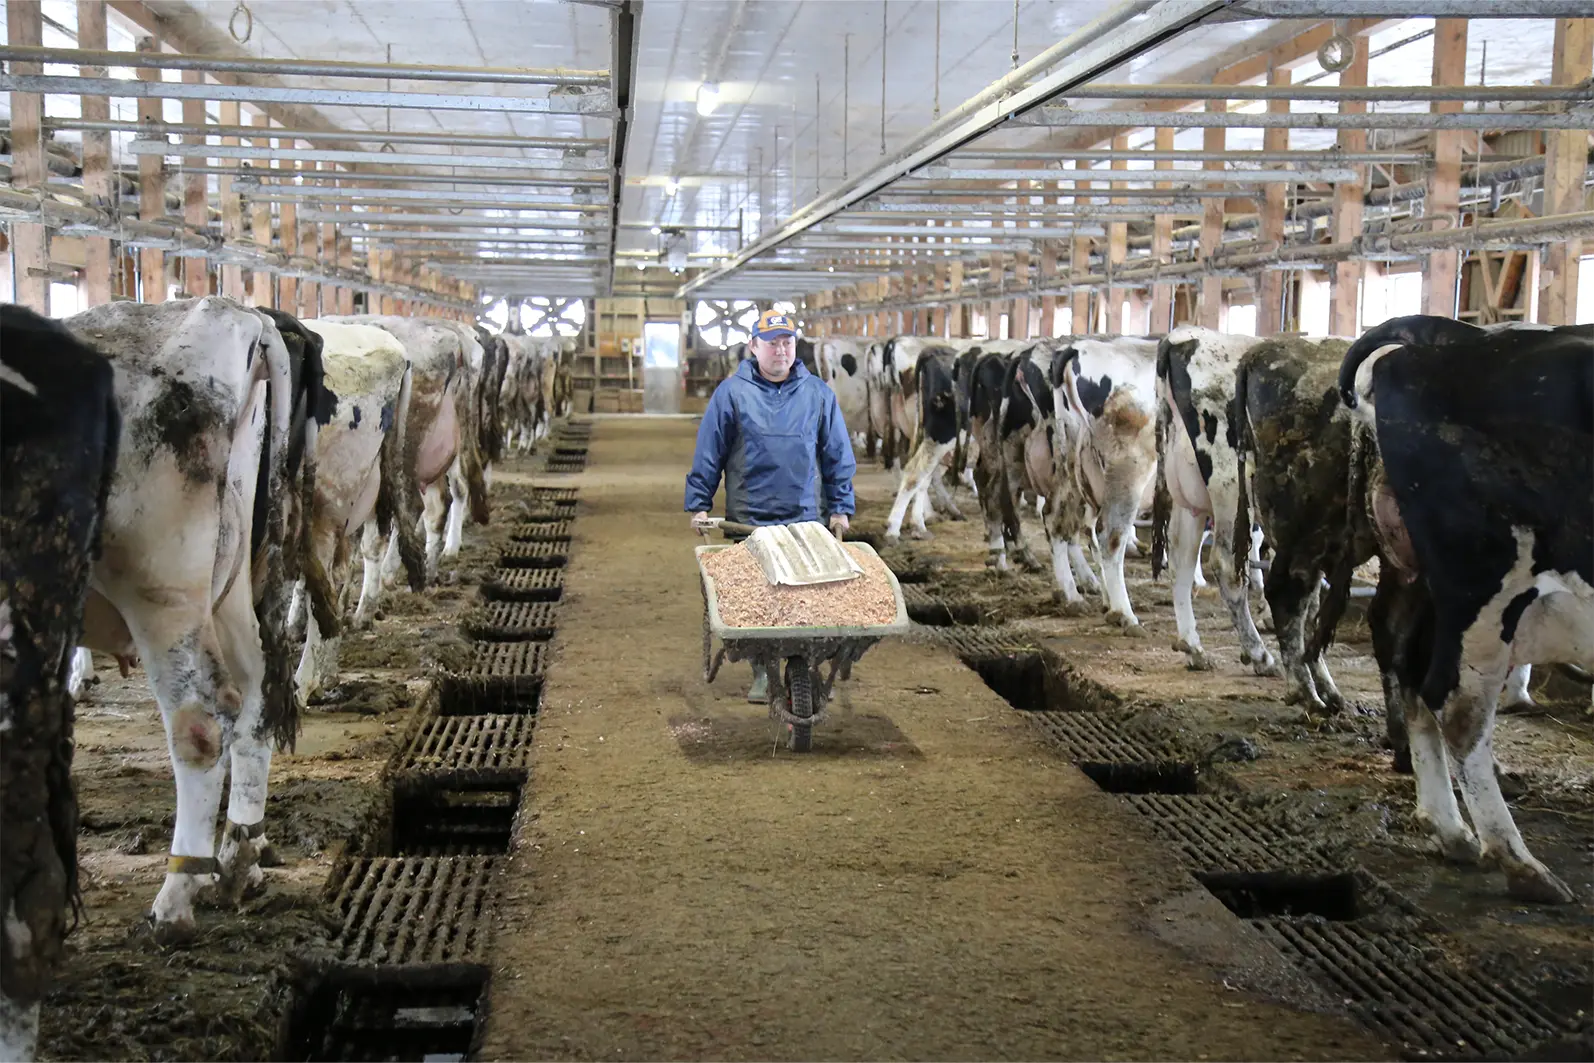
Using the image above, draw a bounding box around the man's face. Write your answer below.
[750,334,797,382]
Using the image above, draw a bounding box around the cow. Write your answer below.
[814,337,875,455]
[61,296,327,943]
[967,341,1054,572]
[498,332,545,455]
[1152,327,1279,675]
[864,340,902,468]
[1333,314,1593,904]
[1,306,120,1063]
[323,315,491,586]
[1047,336,1162,627]
[472,323,510,475]
[883,340,986,541]
[291,319,427,706]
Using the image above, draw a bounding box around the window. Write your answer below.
[1224,303,1257,337]
[694,299,758,349]
[48,282,81,318]
[998,313,1010,340]
[523,297,586,338]
[642,322,681,369]
[1052,306,1073,337]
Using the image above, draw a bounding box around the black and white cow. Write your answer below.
[499,333,545,455]
[1,306,120,1063]
[292,319,427,705]
[1153,327,1278,674]
[1047,336,1161,626]
[815,337,875,454]
[967,341,1053,572]
[883,342,965,540]
[65,296,327,943]
[1335,314,1593,904]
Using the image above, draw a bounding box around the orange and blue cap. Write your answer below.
[752,310,797,340]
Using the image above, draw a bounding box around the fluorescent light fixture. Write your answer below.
[696,81,721,117]
[650,225,662,235]
[664,178,679,197]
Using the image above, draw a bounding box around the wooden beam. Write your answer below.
[277,154,299,313]
[947,258,964,337]
[1330,36,1370,337]
[181,70,208,297]
[1198,101,1225,330]
[1150,128,1175,333]
[338,235,354,313]
[1103,137,1129,333]
[1039,243,1057,336]
[299,160,320,317]
[1014,251,1031,339]
[1538,18,1594,325]
[135,35,165,304]
[1422,19,1468,317]
[1257,65,1291,334]
[77,1,114,308]
[217,99,245,299]
[320,169,338,317]
[1071,173,1091,333]
[7,0,48,313]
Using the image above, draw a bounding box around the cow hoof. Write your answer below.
[884,531,901,544]
[1106,613,1146,638]
[1054,597,1092,617]
[1184,651,1215,673]
[148,913,198,949]
[909,529,934,541]
[1249,656,1283,678]
[1505,863,1576,905]
[1499,695,1538,715]
[1432,828,1483,865]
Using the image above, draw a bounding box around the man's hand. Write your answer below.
[691,511,712,534]
[828,513,850,539]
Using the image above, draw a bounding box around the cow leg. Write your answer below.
[294,611,321,707]
[211,574,273,904]
[1215,536,1279,676]
[0,996,39,1063]
[421,482,449,577]
[441,461,469,559]
[1499,664,1536,712]
[884,443,942,541]
[68,645,97,697]
[929,470,964,521]
[1405,695,1483,865]
[974,437,1008,569]
[1098,519,1143,634]
[1194,527,1209,589]
[1266,550,1329,712]
[353,521,386,628]
[1169,507,1213,671]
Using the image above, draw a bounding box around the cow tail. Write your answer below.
[380,365,428,591]
[1151,397,1171,580]
[256,319,301,754]
[1230,358,1254,583]
[1337,315,1481,408]
[1309,423,1373,661]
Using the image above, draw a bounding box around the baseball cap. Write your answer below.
[752,310,797,340]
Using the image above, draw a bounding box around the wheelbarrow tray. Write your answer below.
[695,543,910,642]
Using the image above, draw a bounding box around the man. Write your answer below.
[686,309,857,701]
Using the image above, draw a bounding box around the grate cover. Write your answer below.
[1125,794,1340,874]
[1028,709,1180,764]
[544,461,585,475]
[509,519,573,542]
[500,540,569,568]
[529,486,579,502]
[331,856,499,967]
[554,445,588,458]
[461,601,558,641]
[397,714,535,788]
[438,642,546,715]
[933,626,1041,658]
[482,566,563,602]
[1256,920,1576,1060]
[393,786,519,856]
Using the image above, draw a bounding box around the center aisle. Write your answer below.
[480,417,1385,1061]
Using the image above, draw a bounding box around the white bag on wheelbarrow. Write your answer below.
[744,521,863,587]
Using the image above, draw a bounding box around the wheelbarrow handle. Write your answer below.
[718,520,757,538]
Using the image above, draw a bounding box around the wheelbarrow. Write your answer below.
[694,523,909,752]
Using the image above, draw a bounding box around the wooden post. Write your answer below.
[6,1,48,313]
[1150,129,1175,333]
[320,180,338,318]
[1539,18,1594,325]
[180,72,209,297]
[1198,101,1226,330]
[135,36,166,303]
[1013,251,1031,339]
[338,235,355,313]
[77,1,114,307]
[277,156,299,313]
[1040,243,1057,336]
[947,259,964,337]
[1071,171,1092,333]
[1421,19,1468,317]
[1257,66,1292,334]
[299,161,320,317]
[215,100,245,299]
[245,114,273,307]
[932,261,949,337]
[1330,35,1370,336]
[1104,135,1129,333]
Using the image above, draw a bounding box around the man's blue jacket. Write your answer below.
[684,358,856,525]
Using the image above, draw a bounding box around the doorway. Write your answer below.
[642,321,681,414]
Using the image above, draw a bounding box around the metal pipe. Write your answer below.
[331,214,610,230]
[677,0,1233,297]
[129,141,609,171]
[1065,82,1594,103]
[0,45,608,86]
[189,167,603,189]
[853,200,1201,215]
[1012,106,1594,131]
[949,148,1430,164]
[41,117,607,152]
[819,223,1108,239]
[235,168,606,188]
[236,185,607,207]
[915,166,1359,183]
[873,185,1252,198]
[0,73,617,116]
[1208,1,1594,17]
[354,231,604,244]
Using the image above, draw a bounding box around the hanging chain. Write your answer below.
[228,1,253,44]
[1011,0,1020,70]
[879,1,888,156]
[843,34,851,179]
[933,0,941,120]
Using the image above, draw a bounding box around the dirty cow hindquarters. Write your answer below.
[1,306,120,1062]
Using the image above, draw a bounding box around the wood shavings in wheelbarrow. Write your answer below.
[702,543,898,628]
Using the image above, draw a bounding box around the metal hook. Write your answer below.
[228,1,253,44]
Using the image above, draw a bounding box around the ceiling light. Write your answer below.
[650,225,662,235]
[664,178,679,197]
[696,81,721,117]
[827,265,834,272]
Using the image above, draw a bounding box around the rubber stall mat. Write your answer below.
[438,641,546,715]
[461,601,558,642]
[481,566,563,602]
[1125,794,1342,874]
[1254,920,1577,1060]
[508,519,573,542]
[1027,709,1181,764]
[397,714,535,788]
[331,856,500,967]
[499,540,569,568]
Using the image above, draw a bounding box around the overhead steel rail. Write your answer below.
[870,186,1261,198]
[1011,106,1594,130]
[1206,0,1594,17]
[0,45,609,86]
[850,202,1204,216]
[235,185,608,207]
[129,142,609,171]
[1062,82,1594,103]
[912,166,1360,183]
[41,117,608,152]
[158,167,609,190]
[0,73,617,115]
[329,214,611,229]
[948,148,1432,164]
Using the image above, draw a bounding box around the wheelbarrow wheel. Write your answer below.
[785,657,813,753]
